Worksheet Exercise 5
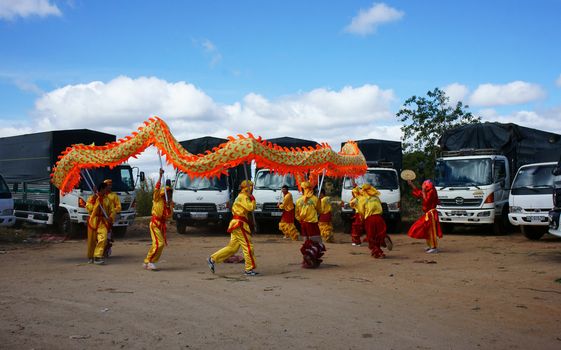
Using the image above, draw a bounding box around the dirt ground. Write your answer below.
[1,219,560,350]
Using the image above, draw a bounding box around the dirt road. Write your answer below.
[1,220,560,349]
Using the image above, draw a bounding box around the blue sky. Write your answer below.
[1,0,561,173]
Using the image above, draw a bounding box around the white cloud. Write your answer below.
[344,2,404,35]
[0,0,61,20]
[194,38,222,67]
[469,81,546,107]
[23,77,400,177]
[443,83,470,106]
[478,107,561,135]
[556,74,561,87]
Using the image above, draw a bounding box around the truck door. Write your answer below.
[493,159,508,204]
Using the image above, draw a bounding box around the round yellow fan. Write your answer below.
[400,169,416,181]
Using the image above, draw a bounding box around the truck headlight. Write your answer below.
[173,202,183,211]
[217,202,228,211]
[387,201,400,211]
[510,206,522,213]
[255,203,263,211]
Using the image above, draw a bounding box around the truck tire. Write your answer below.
[343,219,352,234]
[112,227,127,238]
[387,218,402,234]
[521,226,546,240]
[177,221,187,235]
[58,211,81,238]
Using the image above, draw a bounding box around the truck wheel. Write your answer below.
[343,220,352,234]
[387,219,402,234]
[492,207,512,235]
[177,221,187,235]
[58,212,80,238]
[521,226,546,240]
[112,227,127,238]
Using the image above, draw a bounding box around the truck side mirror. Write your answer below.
[139,171,146,182]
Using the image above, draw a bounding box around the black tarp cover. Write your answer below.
[438,122,561,170]
[0,130,115,183]
[342,139,402,170]
[179,136,228,155]
[265,137,319,149]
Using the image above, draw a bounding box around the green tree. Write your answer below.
[397,88,480,179]
[135,178,156,217]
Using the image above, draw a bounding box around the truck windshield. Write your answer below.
[254,170,298,190]
[175,173,228,191]
[0,175,11,199]
[79,166,135,192]
[435,158,493,187]
[511,164,557,195]
[343,170,398,190]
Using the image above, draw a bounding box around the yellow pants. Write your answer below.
[319,222,333,242]
[211,227,256,271]
[145,222,165,263]
[279,222,299,240]
[93,225,109,258]
[426,217,438,249]
[86,226,96,259]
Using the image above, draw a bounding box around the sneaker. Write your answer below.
[93,258,105,265]
[384,237,393,251]
[207,257,215,274]
[87,258,94,264]
[426,248,438,254]
[351,242,361,246]
[145,262,158,270]
[244,270,259,276]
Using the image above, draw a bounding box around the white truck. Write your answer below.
[340,139,402,233]
[508,162,560,240]
[172,136,247,234]
[0,130,141,237]
[547,162,561,238]
[0,173,16,227]
[436,122,561,235]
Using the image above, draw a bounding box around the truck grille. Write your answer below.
[182,203,217,212]
[263,202,282,213]
[439,198,482,207]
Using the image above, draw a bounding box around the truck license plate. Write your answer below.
[451,210,467,216]
[191,212,208,220]
[529,216,543,222]
[271,211,282,217]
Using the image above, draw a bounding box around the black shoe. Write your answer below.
[244,270,259,276]
[207,257,215,273]
[93,257,105,265]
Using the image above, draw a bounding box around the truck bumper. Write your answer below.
[14,211,54,225]
[80,211,136,227]
[0,215,16,227]
[254,211,283,222]
[174,211,231,224]
[437,208,495,224]
[508,212,548,226]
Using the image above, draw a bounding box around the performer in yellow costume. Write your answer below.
[207,180,259,276]
[144,169,173,271]
[295,181,326,268]
[318,188,334,243]
[361,184,392,258]
[86,182,118,265]
[278,185,299,240]
[102,179,122,257]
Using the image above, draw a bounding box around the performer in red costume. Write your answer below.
[407,179,442,253]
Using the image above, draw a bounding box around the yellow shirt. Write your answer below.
[229,192,256,232]
[350,194,366,218]
[295,195,320,223]
[319,196,332,215]
[152,187,172,221]
[279,192,295,212]
[86,193,118,228]
[107,192,122,214]
[363,195,383,219]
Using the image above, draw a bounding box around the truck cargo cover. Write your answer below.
[343,139,402,170]
[438,122,561,168]
[179,136,228,155]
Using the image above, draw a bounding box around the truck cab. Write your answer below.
[340,164,401,232]
[0,174,16,227]
[435,150,510,234]
[252,169,301,225]
[172,173,232,234]
[508,162,559,240]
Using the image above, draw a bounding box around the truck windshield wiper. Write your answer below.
[512,186,539,192]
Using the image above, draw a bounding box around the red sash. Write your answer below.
[281,209,295,223]
[318,212,332,223]
[151,216,168,245]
